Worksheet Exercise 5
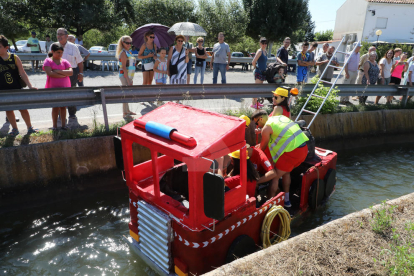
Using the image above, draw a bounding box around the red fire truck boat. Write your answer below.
[114,102,337,276]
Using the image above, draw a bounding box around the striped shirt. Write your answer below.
[169,46,187,84]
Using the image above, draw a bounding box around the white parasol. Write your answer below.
[167,22,207,37]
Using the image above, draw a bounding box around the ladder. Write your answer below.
[295,36,361,129]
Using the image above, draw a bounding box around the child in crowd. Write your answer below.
[273,67,285,83]
[43,43,73,131]
[153,48,168,85]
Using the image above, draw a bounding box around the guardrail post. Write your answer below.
[399,87,409,107]
[100,88,110,132]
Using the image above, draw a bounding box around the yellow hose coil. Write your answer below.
[260,205,291,248]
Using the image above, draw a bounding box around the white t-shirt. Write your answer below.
[408,64,414,83]
[379,58,393,79]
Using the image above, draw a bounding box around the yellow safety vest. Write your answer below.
[266,116,309,163]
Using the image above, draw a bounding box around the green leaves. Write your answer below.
[314,30,333,42]
[197,0,249,45]
[293,75,340,115]
[243,0,314,44]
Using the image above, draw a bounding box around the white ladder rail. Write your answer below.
[295,37,361,129]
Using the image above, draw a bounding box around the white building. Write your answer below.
[334,0,414,44]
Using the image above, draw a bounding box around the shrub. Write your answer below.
[291,75,339,116]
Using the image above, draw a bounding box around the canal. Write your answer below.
[1,142,413,275]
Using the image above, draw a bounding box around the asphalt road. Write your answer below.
[0,65,389,135]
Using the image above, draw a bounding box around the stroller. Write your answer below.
[258,61,286,104]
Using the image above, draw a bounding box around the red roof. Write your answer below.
[367,0,414,3]
[121,102,246,158]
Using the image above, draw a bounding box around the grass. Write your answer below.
[0,120,127,148]
[208,196,414,276]
[371,202,414,275]
[370,201,396,236]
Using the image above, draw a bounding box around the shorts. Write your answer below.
[297,67,308,83]
[31,51,40,53]
[275,144,308,172]
[141,64,153,72]
[186,61,192,74]
[378,77,391,85]
[254,69,266,81]
[390,76,401,85]
[156,78,167,84]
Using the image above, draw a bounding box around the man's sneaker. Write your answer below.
[284,200,292,208]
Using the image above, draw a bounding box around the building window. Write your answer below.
[376,18,388,29]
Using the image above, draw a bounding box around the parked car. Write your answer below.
[269,54,276,61]
[89,46,108,54]
[10,40,47,53]
[229,52,246,68]
[108,44,117,55]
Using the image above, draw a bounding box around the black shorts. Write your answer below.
[390,76,401,84]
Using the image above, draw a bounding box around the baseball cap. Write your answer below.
[31,31,36,35]
[228,149,249,159]
[272,87,289,97]
[239,115,250,127]
[353,42,361,48]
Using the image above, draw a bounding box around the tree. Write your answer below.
[243,0,314,56]
[18,0,134,36]
[314,30,333,42]
[133,0,196,28]
[0,1,29,49]
[197,0,249,46]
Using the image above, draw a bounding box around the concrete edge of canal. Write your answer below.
[204,192,414,276]
[1,109,413,195]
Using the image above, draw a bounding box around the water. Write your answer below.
[1,143,414,275]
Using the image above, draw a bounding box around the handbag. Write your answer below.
[196,60,203,67]
[169,47,183,76]
[143,62,154,70]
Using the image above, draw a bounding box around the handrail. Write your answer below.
[0,83,412,112]
[15,52,297,65]
[1,83,411,131]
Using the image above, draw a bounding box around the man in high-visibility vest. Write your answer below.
[252,111,309,207]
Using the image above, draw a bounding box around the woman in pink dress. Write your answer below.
[390,52,408,86]
[43,43,73,130]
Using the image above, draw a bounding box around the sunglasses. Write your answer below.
[124,41,132,45]
[255,118,261,126]
[149,36,155,39]
[177,40,184,42]
[261,41,268,44]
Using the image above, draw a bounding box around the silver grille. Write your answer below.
[137,200,173,273]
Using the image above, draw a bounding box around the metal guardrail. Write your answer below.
[16,53,297,65]
[0,83,412,130]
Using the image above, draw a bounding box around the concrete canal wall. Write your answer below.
[0,136,151,193]
[204,192,414,276]
[1,109,414,192]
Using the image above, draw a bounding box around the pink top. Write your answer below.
[43,58,72,88]
[391,60,405,79]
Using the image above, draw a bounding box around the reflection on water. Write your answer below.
[0,192,154,276]
[292,143,414,235]
[1,143,413,275]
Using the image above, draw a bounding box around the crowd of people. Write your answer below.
[1,29,414,136]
